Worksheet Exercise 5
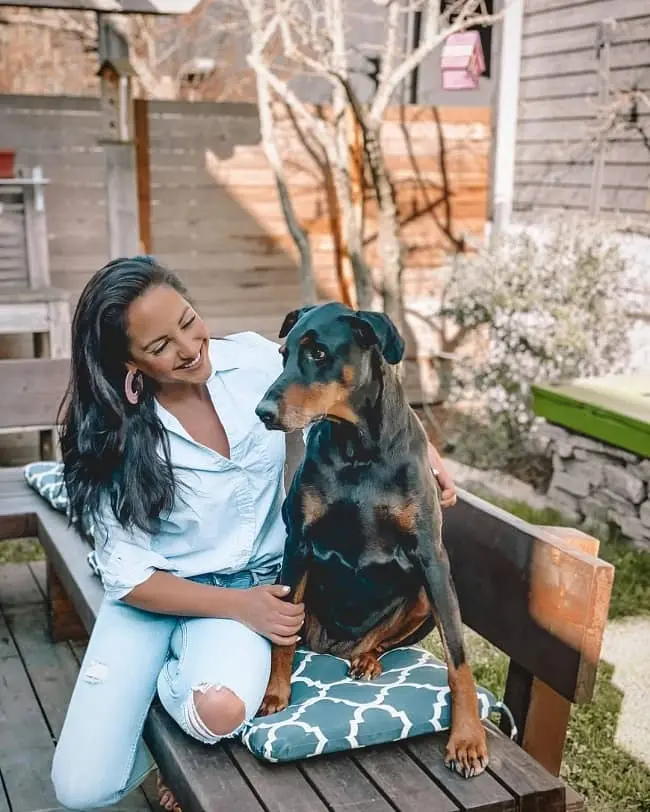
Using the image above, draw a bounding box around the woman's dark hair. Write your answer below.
[59,255,188,535]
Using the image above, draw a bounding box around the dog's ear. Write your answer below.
[278,306,316,339]
[344,311,405,365]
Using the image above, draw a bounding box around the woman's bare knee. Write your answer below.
[193,685,245,737]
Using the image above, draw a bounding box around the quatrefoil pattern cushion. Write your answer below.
[242,647,513,763]
[24,461,99,572]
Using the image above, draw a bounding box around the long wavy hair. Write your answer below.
[59,255,188,534]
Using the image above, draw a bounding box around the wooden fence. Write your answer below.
[0,94,490,463]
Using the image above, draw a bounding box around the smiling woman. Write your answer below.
[52,256,307,811]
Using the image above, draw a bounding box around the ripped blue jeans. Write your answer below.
[51,568,277,810]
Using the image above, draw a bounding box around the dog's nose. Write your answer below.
[255,400,281,429]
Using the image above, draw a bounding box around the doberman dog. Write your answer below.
[255,302,488,778]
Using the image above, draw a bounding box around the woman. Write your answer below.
[51,255,457,810]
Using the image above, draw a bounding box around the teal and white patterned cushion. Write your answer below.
[24,461,99,571]
[24,461,69,512]
[242,646,515,763]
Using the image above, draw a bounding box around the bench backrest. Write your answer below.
[0,357,69,431]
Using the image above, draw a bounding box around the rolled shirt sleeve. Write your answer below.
[93,506,174,602]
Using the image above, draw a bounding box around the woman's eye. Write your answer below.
[182,316,196,329]
[152,342,168,356]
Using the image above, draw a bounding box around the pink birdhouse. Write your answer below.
[441,30,486,90]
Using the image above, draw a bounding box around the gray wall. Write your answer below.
[513,0,650,219]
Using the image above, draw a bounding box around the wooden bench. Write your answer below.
[0,357,615,812]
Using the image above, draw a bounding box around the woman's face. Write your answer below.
[125,284,212,385]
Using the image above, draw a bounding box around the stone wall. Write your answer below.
[539,422,650,550]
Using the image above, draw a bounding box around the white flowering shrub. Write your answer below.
[443,217,632,469]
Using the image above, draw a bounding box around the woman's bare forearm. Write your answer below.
[122,571,241,618]
[121,571,302,645]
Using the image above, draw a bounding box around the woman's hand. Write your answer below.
[435,467,457,508]
[427,441,457,508]
[231,585,305,646]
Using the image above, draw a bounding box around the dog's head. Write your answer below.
[255,302,405,432]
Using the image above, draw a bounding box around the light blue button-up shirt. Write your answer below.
[93,331,288,602]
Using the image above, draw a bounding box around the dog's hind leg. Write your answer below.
[412,508,488,779]
[344,589,432,680]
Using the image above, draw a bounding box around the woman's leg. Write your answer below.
[51,597,176,810]
[157,614,271,744]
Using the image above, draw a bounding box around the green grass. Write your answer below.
[0,537,43,565]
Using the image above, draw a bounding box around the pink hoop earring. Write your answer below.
[124,370,143,406]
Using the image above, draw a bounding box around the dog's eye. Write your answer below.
[311,347,327,363]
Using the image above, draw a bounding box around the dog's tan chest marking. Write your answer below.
[374,500,418,533]
[302,490,325,527]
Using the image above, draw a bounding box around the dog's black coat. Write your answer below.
[256,302,463,668]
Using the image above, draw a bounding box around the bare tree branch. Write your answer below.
[247,0,316,303]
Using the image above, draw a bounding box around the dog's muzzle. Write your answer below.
[255,399,284,431]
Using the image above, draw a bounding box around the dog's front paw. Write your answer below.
[444,722,488,779]
[258,688,291,717]
[349,652,383,680]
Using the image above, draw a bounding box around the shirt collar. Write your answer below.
[207,337,241,379]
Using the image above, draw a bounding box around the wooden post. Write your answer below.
[589,19,615,217]
[105,142,140,258]
[134,97,152,254]
[22,166,50,289]
[502,662,571,777]
[338,105,363,309]
[97,30,141,260]
[503,524,609,776]
[47,560,87,643]
[521,678,572,777]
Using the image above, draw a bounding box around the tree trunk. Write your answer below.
[364,121,405,330]
[330,97,371,310]
[254,70,316,305]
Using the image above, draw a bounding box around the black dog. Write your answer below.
[255,302,487,778]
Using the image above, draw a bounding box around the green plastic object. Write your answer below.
[531,374,650,458]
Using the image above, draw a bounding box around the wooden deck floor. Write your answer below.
[0,560,159,811]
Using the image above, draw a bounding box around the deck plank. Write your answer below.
[0,780,9,812]
[484,724,566,812]
[300,752,397,812]
[4,603,79,739]
[351,744,460,812]
[227,742,331,812]
[0,628,62,810]
[0,562,43,608]
[405,735,515,812]
[0,564,153,811]
[28,560,47,600]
